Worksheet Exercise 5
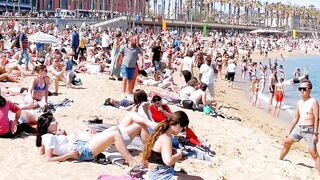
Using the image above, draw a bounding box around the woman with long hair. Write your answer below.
[20,65,50,110]
[36,112,135,165]
[142,111,203,180]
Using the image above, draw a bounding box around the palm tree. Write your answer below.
[167,0,171,18]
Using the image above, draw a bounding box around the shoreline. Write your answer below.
[216,49,320,152]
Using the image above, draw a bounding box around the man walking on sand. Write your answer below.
[116,36,143,98]
[279,80,320,173]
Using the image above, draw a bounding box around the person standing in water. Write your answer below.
[279,80,320,173]
[274,77,285,117]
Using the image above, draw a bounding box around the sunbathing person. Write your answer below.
[20,65,49,110]
[0,67,19,82]
[150,95,202,146]
[0,86,28,96]
[36,112,136,165]
[142,111,203,180]
[103,97,133,110]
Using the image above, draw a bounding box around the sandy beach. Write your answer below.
[1,49,320,180]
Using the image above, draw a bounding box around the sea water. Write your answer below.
[236,55,320,122]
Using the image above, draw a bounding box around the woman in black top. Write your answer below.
[142,111,203,180]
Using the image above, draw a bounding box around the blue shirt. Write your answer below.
[71,32,79,48]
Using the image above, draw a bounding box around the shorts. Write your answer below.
[73,140,95,161]
[154,61,161,72]
[120,130,133,146]
[275,91,283,102]
[121,64,136,81]
[227,72,235,82]
[147,165,175,180]
[18,116,26,124]
[288,125,315,149]
[269,85,275,94]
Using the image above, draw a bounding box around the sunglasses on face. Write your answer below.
[298,87,309,91]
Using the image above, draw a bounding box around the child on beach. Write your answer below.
[274,78,285,117]
[64,56,74,88]
[250,77,259,106]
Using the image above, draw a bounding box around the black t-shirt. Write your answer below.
[152,46,161,62]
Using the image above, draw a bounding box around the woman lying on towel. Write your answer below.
[36,112,136,166]
[142,111,203,180]
[150,95,202,146]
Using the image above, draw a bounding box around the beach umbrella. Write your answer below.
[29,32,61,44]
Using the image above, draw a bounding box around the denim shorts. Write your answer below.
[147,165,175,180]
[121,64,136,80]
[289,125,315,149]
[154,61,161,72]
[73,140,95,161]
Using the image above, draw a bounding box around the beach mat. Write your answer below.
[97,175,138,180]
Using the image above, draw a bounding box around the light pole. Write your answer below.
[190,8,193,33]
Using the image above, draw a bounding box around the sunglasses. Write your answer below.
[41,69,48,72]
[298,87,309,91]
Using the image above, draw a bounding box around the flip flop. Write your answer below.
[109,77,116,80]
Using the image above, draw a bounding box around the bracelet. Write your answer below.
[314,133,319,136]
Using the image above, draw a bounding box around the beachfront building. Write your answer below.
[0,0,32,11]
[35,0,145,14]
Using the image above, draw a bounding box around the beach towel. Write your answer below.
[177,136,215,161]
[97,175,138,180]
[149,91,180,104]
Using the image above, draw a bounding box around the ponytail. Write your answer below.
[142,120,170,166]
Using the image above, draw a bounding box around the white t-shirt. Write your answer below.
[102,34,112,48]
[179,86,196,100]
[182,57,193,72]
[199,63,214,84]
[227,63,237,73]
[42,134,73,156]
[189,89,205,105]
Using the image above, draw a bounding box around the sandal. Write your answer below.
[109,77,116,80]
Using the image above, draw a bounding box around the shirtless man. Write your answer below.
[279,80,320,173]
[274,78,284,117]
[268,69,278,111]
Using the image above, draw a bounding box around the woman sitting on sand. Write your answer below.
[48,57,66,95]
[0,95,33,138]
[20,65,49,110]
[150,95,202,146]
[124,89,153,120]
[142,111,203,180]
[36,112,136,165]
[179,78,198,101]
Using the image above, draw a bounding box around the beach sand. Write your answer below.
[1,49,320,179]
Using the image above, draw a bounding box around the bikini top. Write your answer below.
[148,150,166,166]
[34,79,47,91]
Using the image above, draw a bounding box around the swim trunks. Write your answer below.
[275,91,283,102]
[288,125,315,149]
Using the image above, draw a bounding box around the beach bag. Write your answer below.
[182,100,194,110]
[203,106,213,115]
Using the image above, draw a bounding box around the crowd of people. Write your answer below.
[1,18,320,179]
